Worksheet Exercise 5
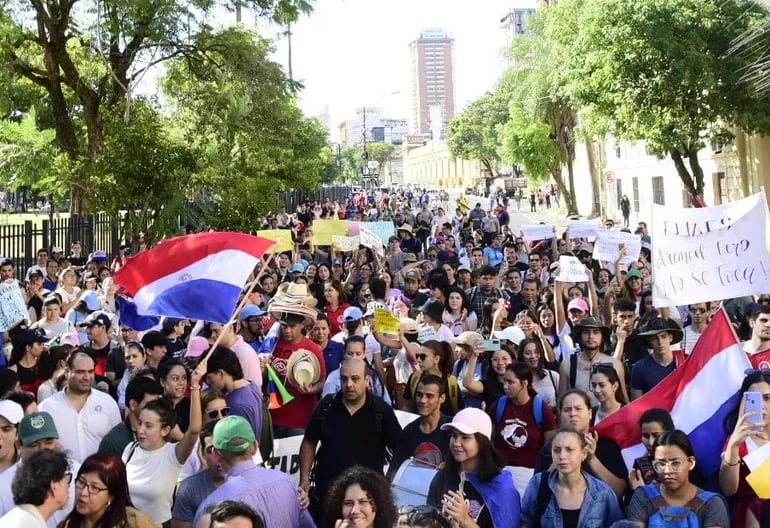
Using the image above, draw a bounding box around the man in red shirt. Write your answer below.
[742,304,770,369]
[268,311,326,438]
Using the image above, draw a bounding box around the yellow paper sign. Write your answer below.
[747,457,770,499]
[373,308,401,335]
[312,219,349,246]
[257,230,292,253]
[332,235,360,252]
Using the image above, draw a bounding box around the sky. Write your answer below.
[258,0,536,138]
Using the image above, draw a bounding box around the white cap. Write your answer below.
[0,400,24,425]
[494,326,526,346]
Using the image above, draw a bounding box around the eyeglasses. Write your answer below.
[652,458,689,473]
[759,298,770,305]
[689,307,707,314]
[206,407,231,420]
[75,477,108,494]
[342,498,374,510]
[416,353,427,361]
[591,362,615,374]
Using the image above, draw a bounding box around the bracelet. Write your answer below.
[190,386,201,391]
[721,453,740,466]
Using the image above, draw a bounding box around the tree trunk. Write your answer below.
[670,148,704,207]
[585,142,602,218]
[550,164,578,216]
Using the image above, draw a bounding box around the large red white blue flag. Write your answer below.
[114,232,275,323]
[596,309,750,477]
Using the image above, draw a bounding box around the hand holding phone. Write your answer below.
[744,391,764,432]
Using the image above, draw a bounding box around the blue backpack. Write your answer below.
[495,395,545,430]
[642,485,718,528]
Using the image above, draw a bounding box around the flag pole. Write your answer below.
[200,253,271,365]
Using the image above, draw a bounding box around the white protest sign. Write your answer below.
[359,224,384,256]
[651,192,770,306]
[266,434,305,483]
[521,224,555,242]
[557,256,589,283]
[568,219,601,239]
[593,230,642,266]
[0,279,27,332]
[331,235,360,252]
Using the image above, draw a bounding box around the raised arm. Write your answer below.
[175,362,204,464]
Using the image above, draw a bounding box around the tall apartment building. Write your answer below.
[409,28,456,139]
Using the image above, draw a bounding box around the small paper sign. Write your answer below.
[556,256,589,283]
[373,308,400,334]
[331,235,360,252]
[747,457,770,499]
[0,279,28,332]
[359,225,384,256]
[593,230,642,266]
[521,224,555,242]
[568,219,601,239]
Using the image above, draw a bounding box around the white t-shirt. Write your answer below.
[0,504,47,528]
[122,442,183,524]
[30,318,75,338]
[532,370,560,409]
[331,331,381,363]
[39,389,121,463]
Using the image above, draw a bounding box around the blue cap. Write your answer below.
[290,263,305,273]
[240,305,266,320]
[83,292,101,311]
[342,306,363,322]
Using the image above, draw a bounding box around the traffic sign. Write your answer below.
[604,170,616,184]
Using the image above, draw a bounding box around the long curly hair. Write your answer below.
[322,465,398,528]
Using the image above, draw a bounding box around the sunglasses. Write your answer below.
[745,368,770,376]
[689,307,707,314]
[591,362,615,374]
[206,407,231,420]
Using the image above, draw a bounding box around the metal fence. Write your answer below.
[277,186,353,211]
[0,214,123,278]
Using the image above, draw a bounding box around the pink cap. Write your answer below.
[185,336,210,358]
[567,298,589,313]
[59,332,80,347]
[440,408,493,440]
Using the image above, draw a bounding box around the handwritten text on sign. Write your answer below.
[521,224,555,242]
[593,230,641,267]
[651,192,770,306]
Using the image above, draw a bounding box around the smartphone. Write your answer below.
[744,391,764,432]
[483,339,501,352]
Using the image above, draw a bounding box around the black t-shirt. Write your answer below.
[390,415,451,471]
[103,343,127,377]
[305,393,402,496]
[175,397,190,433]
[428,470,494,528]
[481,377,504,407]
[165,338,187,360]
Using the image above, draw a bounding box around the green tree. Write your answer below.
[447,92,509,177]
[549,0,770,204]
[0,0,314,213]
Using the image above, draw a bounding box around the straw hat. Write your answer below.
[272,283,317,308]
[267,301,318,323]
[286,349,322,387]
[397,224,413,234]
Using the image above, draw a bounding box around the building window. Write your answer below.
[713,172,727,205]
[652,176,665,206]
[632,177,640,212]
[615,144,621,158]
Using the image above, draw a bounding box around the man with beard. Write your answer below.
[402,271,429,312]
[631,318,685,399]
[387,374,450,480]
[558,318,627,406]
[466,265,509,321]
[742,304,770,369]
[299,358,400,522]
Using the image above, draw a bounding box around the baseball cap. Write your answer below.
[457,265,471,274]
[213,415,256,453]
[342,306,364,322]
[79,310,112,328]
[625,269,644,280]
[290,263,305,273]
[577,243,593,255]
[454,331,483,349]
[240,305,266,320]
[403,253,417,263]
[47,332,80,349]
[51,246,64,254]
[440,408,493,440]
[185,336,210,359]
[494,326,526,345]
[0,400,23,425]
[404,270,421,282]
[567,298,589,314]
[13,328,49,347]
[19,411,59,445]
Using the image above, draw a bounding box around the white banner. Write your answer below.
[359,225,384,256]
[331,235,360,252]
[593,230,642,266]
[568,219,601,239]
[651,192,770,306]
[557,256,589,283]
[521,224,555,242]
[0,279,28,332]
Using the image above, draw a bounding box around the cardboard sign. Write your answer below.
[359,225,384,256]
[568,219,601,239]
[312,219,349,246]
[256,230,292,253]
[521,224,555,242]
[592,230,642,266]
[651,192,770,306]
[0,279,28,332]
[331,235,360,252]
[556,256,589,283]
[360,221,396,245]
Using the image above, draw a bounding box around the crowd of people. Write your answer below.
[0,186,767,528]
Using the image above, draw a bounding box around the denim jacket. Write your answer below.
[521,471,623,528]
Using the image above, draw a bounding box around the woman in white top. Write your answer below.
[55,268,81,314]
[517,337,559,409]
[122,360,203,525]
